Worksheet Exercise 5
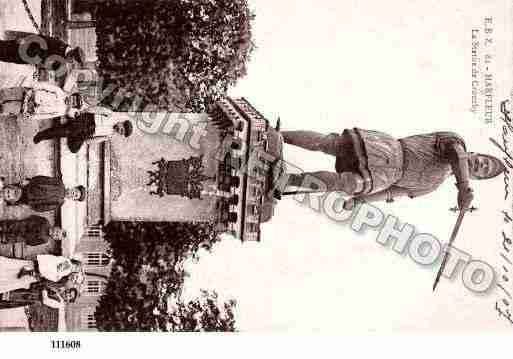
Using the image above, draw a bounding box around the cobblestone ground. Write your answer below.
[0,0,54,196]
[0,0,59,331]
[0,0,57,238]
[0,0,39,187]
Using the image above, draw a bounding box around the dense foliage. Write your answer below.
[94,221,236,331]
[95,0,255,112]
[164,290,236,331]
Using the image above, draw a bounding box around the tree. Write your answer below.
[95,0,255,112]
[94,221,236,331]
[159,290,237,332]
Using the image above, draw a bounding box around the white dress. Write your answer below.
[36,255,73,283]
[22,72,78,121]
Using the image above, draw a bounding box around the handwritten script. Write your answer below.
[490,99,513,325]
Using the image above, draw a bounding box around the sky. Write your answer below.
[183,0,513,332]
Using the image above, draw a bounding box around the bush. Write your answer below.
[164,290,237,331]
[94,221,236,331]
[95,0,255,112]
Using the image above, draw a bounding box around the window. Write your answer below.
[87,315,96,329]
[85,225,104,238]
[246,222,259,233]
[85,252,110,267]
[81,309,97,330]
[85,280,105,296]
[248,204,259,216]
[251,186,262,197]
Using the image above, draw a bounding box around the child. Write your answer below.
[0,255,82,294]
[0,70,83,121]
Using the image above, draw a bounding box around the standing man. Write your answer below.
[0,176,86,212]
[279,128,505,211]
[0,215,66,247]
[0,32,85,71]
[33,108,134,153]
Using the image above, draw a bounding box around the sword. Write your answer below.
[281,189,327,196]
[432,208,468,292]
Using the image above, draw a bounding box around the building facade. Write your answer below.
[65,225,110,331]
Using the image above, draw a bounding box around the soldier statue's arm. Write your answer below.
[445,142,474,210]
[446,143,470,188]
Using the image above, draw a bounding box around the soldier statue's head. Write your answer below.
[468,153,506,180]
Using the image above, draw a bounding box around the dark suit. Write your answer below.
[33,116,96,153]
[0,215,51,246]
[19,176,66,212]
[67,116,96,153]
[0,34,69,71]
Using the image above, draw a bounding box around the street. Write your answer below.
[0,0,57,331]
[0,0,55,190]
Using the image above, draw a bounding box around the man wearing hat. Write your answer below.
[0,215,66,247]
[0,32,85,71]
[33,106,133,153]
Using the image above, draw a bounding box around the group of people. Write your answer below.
[0,31,133,153]
[0,32,122,313]
[0,210,77,309]
[0,175,85,310]
[0,254,83,310]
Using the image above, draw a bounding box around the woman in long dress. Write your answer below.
[0,255,82,294]
[0,285,78,309]
[0,286,77,331]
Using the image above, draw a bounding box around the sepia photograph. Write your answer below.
[0,0,511,352]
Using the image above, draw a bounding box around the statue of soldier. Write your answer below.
[279,128,505,210]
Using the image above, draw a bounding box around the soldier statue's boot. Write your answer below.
[273,189,282,200]
[268,159,289,200]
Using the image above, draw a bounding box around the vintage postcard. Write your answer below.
[0,0,512,343]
